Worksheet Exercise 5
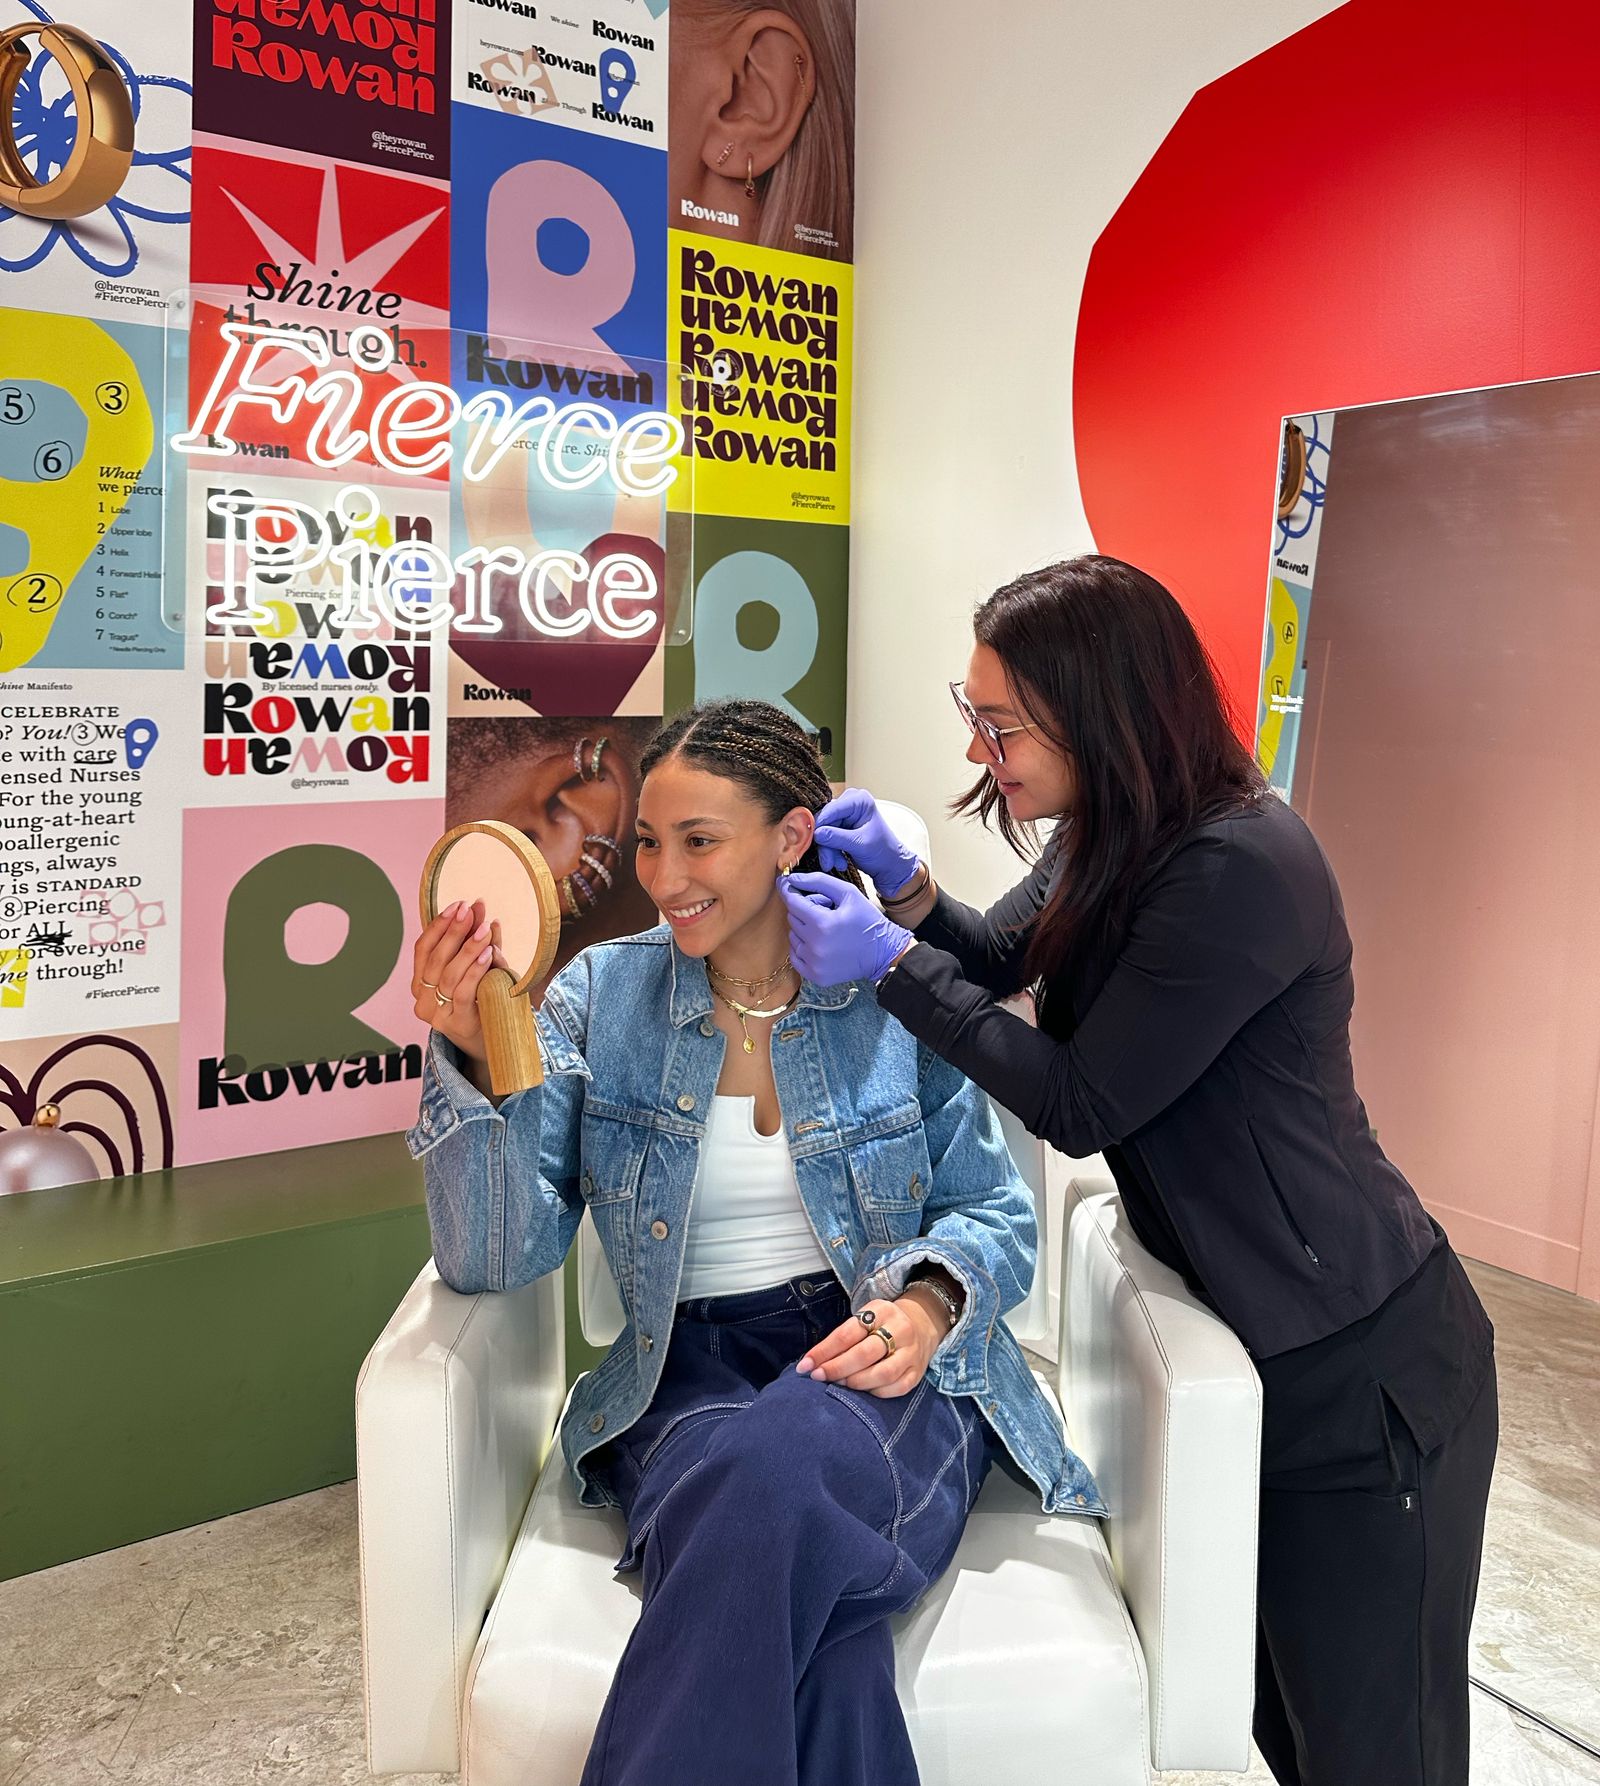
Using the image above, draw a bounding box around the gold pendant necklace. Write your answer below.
[713,985,800,1053]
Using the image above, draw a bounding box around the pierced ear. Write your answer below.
[779,806,815,868]
[713,17,813,177]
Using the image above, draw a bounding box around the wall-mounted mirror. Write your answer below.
[1257,375,1600,1754]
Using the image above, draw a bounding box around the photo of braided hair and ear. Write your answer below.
[639,698,861,889]
[444,716,660,998]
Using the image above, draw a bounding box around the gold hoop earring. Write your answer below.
[0,24,134,219]
[744,155,756,199]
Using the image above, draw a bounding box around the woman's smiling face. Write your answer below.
[961,642,1078,822]
[634,756,812,959]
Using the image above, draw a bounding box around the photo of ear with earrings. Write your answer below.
[444,717,660,998]
[668,0,855,259]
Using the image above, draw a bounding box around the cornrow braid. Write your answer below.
[639,699,861,887]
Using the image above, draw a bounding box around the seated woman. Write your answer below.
[406,698,1103,1786]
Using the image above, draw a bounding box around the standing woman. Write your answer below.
[781,556,1497,1786]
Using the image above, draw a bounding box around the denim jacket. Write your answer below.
[405,927,1105,1518]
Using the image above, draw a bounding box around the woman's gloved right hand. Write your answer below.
[812,788,922,897]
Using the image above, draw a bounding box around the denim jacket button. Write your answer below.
[698,1019,715,1038]
[676,1093,696,1112]
[589,1413,605,1433]
[650,1219,669,1240]
[641,1333,653,1350]
[1075,1493,1087,1505]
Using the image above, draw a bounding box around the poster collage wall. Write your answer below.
[1256,409,1334,799]
[0,0,856,1174]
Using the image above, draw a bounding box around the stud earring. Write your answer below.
[745,154,756,198]
[715,141,733,167]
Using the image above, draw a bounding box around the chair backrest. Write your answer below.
[578,1181,626,1345]
[575,797,1053,1349]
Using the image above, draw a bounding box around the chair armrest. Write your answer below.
[1058,1177,1262,1774]
[356,1260,565,1777]
[988,1093,1054,1354]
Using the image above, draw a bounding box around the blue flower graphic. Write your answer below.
[0,1,190,278]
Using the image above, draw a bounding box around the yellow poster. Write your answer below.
[0,308,158,675]
[667,231,851,526]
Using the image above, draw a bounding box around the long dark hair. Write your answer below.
[641,699,861,886]
[956,555,1265,1000]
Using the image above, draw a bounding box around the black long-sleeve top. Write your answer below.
[876,792,1490,1443]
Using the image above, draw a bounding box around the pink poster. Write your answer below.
[177,797,444,1164]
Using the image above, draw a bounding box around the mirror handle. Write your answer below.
[477,967,545,1095]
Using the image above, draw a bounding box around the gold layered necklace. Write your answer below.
[708,955,791,995]
[712,985,801,1053]
[707,955,798,1053]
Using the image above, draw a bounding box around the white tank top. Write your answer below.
[677,1095,836,1299]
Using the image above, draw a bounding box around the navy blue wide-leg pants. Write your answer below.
[579,1273,994,1786]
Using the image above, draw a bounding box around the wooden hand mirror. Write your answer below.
[419,821,563,1095]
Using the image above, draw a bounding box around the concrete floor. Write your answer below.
[2,1258,1596,1786]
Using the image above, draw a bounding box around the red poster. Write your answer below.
[186,136,451,486]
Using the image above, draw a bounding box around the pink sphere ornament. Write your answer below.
[0,1105,100,1196]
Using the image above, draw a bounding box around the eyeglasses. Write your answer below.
[949,681,1035,765]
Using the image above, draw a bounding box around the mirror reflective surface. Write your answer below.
[430,829,548,986]
[1258,375,1600,1754]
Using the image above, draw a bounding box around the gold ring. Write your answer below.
[419,980,438,991]
[0,24,135,220]
[873,1327,896,1359]
[434,990,452,1007]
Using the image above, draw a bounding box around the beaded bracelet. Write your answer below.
[906,1272,961,1329]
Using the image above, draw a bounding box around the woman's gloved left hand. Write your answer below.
[780,873,914,986]
[812,788,922,896]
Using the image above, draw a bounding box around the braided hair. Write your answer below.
[640,700,862,886]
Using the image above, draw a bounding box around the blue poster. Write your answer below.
[450,106,666,376]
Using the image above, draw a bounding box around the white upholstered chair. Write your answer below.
[356,806,1262,1784]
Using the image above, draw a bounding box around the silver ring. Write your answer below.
[856,1308,876,1327]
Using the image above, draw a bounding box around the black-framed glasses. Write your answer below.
[949,681,1034,766]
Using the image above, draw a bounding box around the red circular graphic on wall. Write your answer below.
[1073,0,1600,724]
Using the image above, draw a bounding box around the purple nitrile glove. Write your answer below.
[780,873,914,987]
[811,789,921,897]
